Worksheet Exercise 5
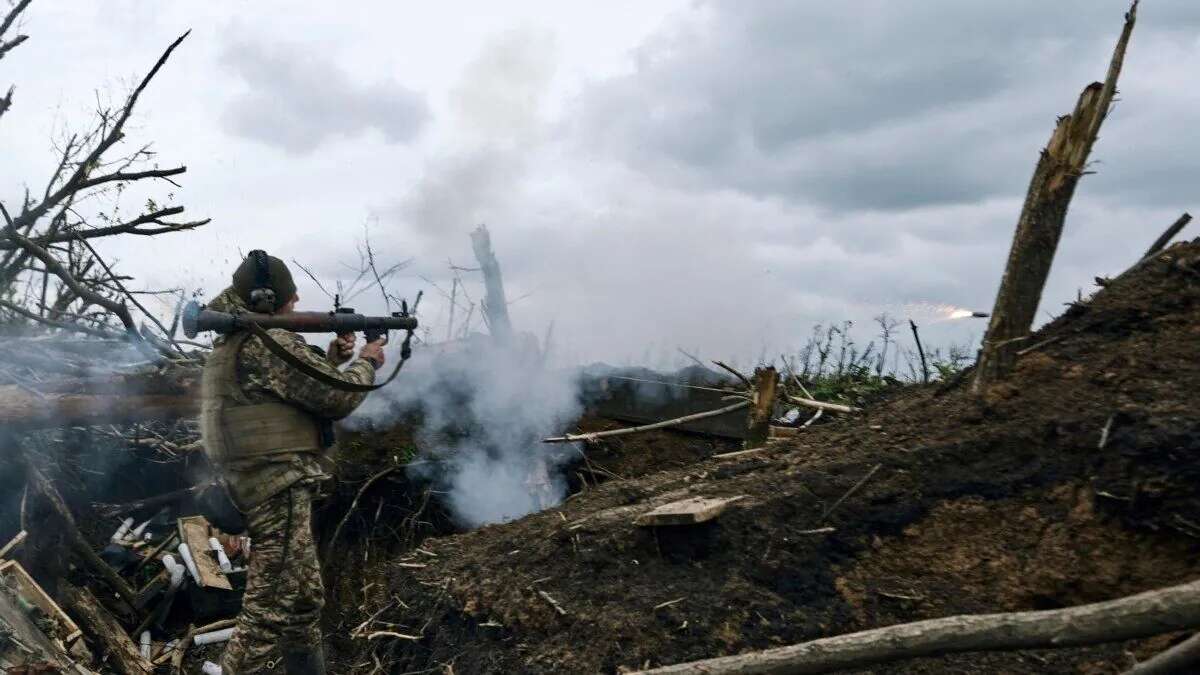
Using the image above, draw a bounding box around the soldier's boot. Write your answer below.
[281,644,327,675]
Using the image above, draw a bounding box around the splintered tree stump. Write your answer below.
[974,3,1137,393]
[744,367,779,450]
[469,224,514,343]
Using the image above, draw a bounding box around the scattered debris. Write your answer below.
[536,590,568,617]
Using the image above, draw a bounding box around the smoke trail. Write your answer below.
[352,335,581,528]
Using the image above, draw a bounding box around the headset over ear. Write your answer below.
[247,249,277,313]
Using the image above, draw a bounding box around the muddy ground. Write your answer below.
[311,242,1200,674]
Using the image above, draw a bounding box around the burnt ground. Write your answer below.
[315,241,1200,674]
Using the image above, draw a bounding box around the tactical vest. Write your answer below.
[200,332,322,467]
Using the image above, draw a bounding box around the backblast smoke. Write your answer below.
[351,335,582,529]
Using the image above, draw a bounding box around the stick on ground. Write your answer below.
[543,400,750,443]
[634,576,1200,675]
[821,464,882,522]
[1125,632,1200,674]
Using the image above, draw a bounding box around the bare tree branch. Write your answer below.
[0,298,125,339]
[0,206,207,251]
[0,0,32,41]
[8,30,191,233]
[0,0,31,62]
[1,217,154,351]
[74,235,181,350]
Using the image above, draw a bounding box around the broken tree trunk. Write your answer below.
[62,585,154,675]
[909,319,929,384]
[25,462,141,610]
[469,224,514,344]
[634,575,1200,675]
[744,367,778,450]
[973,2,1137,394]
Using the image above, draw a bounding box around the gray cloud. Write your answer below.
[572,0,1200,212]
[219,37,429,154]
[393,29,555,246]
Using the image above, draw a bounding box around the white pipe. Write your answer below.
[139,631,151,659]
[162,554,186,590]
[208,537,232,573]
[131,518,151,539]
[193,627,235,646]
[201,661,223,675]
[110,517,134,543]
[177,543,201,584]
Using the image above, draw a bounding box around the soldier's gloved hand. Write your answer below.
[327,333,356,365]
[359,339,387,370]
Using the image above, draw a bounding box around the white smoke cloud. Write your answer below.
[351,337,581,528]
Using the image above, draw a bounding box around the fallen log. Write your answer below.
[543,400,750,443]
[0,385,197,431]
[62,585,153,675]
[633,576,1200,675]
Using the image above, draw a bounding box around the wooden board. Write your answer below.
[177,516,232,590]
[0,559,80,638]
[769,425,799,439]
[0,580,70,670]
[635,496,745,527]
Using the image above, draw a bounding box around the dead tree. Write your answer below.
[0,11,206,351]
[470,224,514,343]
[634,575,1200,675]
[973,2,1137,393]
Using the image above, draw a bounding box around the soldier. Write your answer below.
[200,251,386,675]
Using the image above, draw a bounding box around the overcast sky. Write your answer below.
[2,1,1195,368]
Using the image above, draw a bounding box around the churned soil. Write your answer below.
[327,241,1200,674]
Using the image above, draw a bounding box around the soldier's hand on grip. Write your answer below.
[328,332,356,365]
[359,339,387,370]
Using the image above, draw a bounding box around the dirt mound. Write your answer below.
[334,242,1200,674]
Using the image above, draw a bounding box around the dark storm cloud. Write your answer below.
[573,0,1200,212]
[219,38,430,154]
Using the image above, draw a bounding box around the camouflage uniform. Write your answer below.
[202,288,376,674]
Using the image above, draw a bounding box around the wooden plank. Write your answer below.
[176,516,232,590]
[0,580,71,670]
[769,426,799,439]
[635,496,746,527]
[0,529,26,559]
[0,559,80,638]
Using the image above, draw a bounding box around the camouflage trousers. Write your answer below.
[221,483,325,674]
